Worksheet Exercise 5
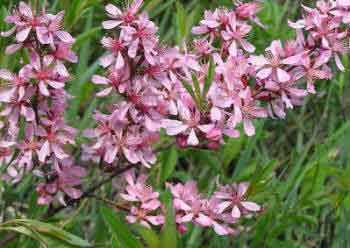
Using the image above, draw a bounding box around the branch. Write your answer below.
[44,163,137,218]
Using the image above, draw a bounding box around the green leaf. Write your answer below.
[222,137,243,169]
[73,27,102,50]
[191,74,201,102]
[175,2,186,46]
[0,219,91,247]
[160,146,178,184]
[100,205,143,248]
[202,57,215,99]
[160,193,177,248]
[180,79,200,108]
[132,224,160,248]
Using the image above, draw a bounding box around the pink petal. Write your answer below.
[1,27,16,37]
[334,53,345,72]
[256,68,272,79]
[217,201,231,213]
[16,27,31,42]
[161,119,188,135]
[187,128,199,146]
[213,222,231,235]
[228,41,238,57]
[36,26,49,44]
[48,80,65,89]
[173,199,192,211]
[0,88,16,102]
[21,106,35,121]
[240,39,255,53]
[141,199,161,210]
[115,52,125,69]
[179,213,194,223]
[0,69,13,81]
[249,55,269,67]
[51,144,69,160]
[146,216,164,226]
[237,183,249,197]
[102,20,122,29]
[128,38,139,58]
[104,147,118,164]
[5,44,22,54]
[123,148,139,164]
[19,2,33,18]
[231,205,241,219]
[39,141,51,162]
[39,81,50,96]
[281,53,302,65]
[92,75,110,85]
[105,4,122,16]
[55,31,74,43]
[243,118,255,136]
[276,68,291,82]
[64,187,83,199]
[99,54,115,68]
[195,214,212,227]
[56,61,69,77]
[241,201,261,212]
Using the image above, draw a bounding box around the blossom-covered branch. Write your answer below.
[0,2,84,205]
[118,170,261,236]
[85,0,350,236]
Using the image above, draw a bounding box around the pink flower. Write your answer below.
[221,13,255,56]
[1,2,46,42]
[214,182,261,219]
[0,141,15,170]
[263,79,308,109]
[102,0,143,29]
[36,119,76,162]
[36,159,85,205]
[45,43,78,76]
[167,181,212,228]
[192,10,221,37]
[92,67,130,96]
[99,36,128,69]
[162,101,213,146]
[296,53,333,93]
[121,14,158,64]
[250,40,302,83]
[202,197,236,236]
[36,11,74,46]
[235,1,265,28]
[126,206,164,228]
[332,0,350,23]
[0,86,35,136]
[10,124,41,179]
[121,170,161,210]
[84,112,141,165]
[28,53,65,96]
[122,170,164,228]
[227,87,267,136]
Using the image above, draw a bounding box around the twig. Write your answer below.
[45,163,137,218]
[0,232,17,247]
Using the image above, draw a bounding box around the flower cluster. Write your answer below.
[83,0,350,235]
[0,2,84,205]
[89,0,350,159]
[120,170,261,235]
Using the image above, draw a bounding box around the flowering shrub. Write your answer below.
[0,0,349,243]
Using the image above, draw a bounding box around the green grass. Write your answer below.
[0,0,350,247]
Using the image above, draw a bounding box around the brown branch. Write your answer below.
[44,163,137,218]
[0,233,17,247]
